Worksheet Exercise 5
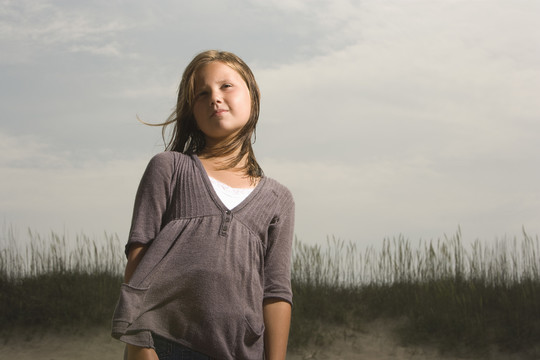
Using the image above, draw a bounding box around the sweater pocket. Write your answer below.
[243,313,264,344]
[239,309,265,359]
[111,283,149,338]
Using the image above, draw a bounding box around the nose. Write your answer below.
[210,90,222,105]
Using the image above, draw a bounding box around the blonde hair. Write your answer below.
[157,50,262,178]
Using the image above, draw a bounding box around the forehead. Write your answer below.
[194,61,245,87]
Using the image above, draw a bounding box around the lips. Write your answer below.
[212,109,228,117]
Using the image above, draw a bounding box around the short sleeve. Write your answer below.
[125,152,175,256]
[263,187,295,305]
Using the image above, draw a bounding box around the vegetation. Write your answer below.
[1,226,539,356]
[290,230,540,354]
[0,228,123,330]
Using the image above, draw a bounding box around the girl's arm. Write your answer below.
[126,344,159,360]
[124,243,148,283]
[263,188,295,359]
[117,153,177,358]
[124,244,159,360]
[263,298,292,360]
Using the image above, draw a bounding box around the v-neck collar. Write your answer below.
[192,154,267,213]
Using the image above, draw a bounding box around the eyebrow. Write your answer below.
[195,78,233,90]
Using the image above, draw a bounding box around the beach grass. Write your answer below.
[0,227,124,331]
[1,226,539,355]
[289,229,540,354]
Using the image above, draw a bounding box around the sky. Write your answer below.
[1,0,539,248]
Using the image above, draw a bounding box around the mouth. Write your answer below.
[212,109,228,117]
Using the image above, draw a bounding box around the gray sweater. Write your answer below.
[111,152,295,359]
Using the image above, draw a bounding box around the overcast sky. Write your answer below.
[1,0,539,247]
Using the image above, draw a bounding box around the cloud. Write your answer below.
[0,131,148,239]
[252,0,540,244]
[0,132,72,168]
[68,42,123,57]
[0,1,133,63]
[262,151,540,245]
[255,0,540,163]
[1,0,539,247]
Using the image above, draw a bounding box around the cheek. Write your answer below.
[238,91,252,117]
[192,103,205,120]
[191,110,202,129]
[192,100,201,113]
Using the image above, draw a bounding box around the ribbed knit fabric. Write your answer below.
[111,151,295,360]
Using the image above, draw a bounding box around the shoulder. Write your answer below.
[141,151,195,181]
[146,151,191,169]
[262,177,294,204]
[148,150,190,163]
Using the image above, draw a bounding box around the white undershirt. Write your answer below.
[208,176,255,210]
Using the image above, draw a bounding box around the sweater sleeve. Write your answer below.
[263,188,295,305]
[125,152,175,256]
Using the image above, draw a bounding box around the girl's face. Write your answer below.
[192,61,251,145]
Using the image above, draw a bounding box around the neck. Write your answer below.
[199,135,245,168]
[198,152,258,188]
[199,150,247,172]
[198,134,260,180]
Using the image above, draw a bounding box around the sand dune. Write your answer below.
[0,321,536,360]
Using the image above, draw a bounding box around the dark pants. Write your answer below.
[153,334,214,360]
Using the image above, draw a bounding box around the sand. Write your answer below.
[1,321,537,360]
[0,326,124,360]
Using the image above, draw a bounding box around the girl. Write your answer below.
[112,50,295,360]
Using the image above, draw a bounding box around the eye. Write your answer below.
[222,83,233,89]
[195,90,208,99]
